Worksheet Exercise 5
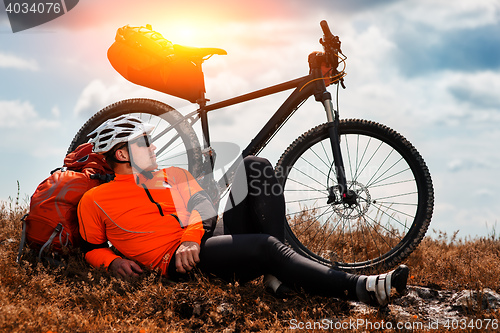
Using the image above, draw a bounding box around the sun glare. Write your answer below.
[155,18,215,46]
[176,27,195,42]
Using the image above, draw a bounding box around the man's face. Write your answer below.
[128,134,158,172]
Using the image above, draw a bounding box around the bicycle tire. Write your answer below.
[276,119,434,273]
[68,98,203,178]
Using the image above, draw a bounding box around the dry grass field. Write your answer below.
[1,196,499,332]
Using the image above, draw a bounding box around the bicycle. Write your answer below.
[69,21,434,273]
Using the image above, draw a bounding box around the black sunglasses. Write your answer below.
[130,134,152,148]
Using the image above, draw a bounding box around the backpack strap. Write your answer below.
[38,222,63,262]
[16,214,29,263]
[59,229,70,248]
[50,166,64,174]
[90,173,115,183]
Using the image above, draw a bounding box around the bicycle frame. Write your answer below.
[185,52,350,202]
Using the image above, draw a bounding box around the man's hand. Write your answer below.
[175,241,201,274]
[109,257,143,279]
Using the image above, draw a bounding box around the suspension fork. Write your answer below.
[309,53,355,204]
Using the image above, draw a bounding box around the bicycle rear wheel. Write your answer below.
[276,119,434,273]
[68,98,203,177]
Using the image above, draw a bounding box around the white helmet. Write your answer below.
[88,115,155,153]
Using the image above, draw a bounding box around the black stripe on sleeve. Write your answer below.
[79,235,110,254]
[187,191,217,237]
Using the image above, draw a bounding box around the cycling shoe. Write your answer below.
[356,265,409,307]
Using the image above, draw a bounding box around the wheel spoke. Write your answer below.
[286,176,326,194]
[296,156,331,185]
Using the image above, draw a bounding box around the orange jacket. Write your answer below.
[77,167,205,275]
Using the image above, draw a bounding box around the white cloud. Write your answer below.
[0,100,61,158]
[0,19,8,29]
[0,100,37,127]
[391,0,500,30]
[447,158,493,172]
[73,79,109,116]
[30,146,67,158]
[448,71,500,109]
[73,78,186,117]
[51,106,61,117]
[0,100,60,129]
[0,52,39,71]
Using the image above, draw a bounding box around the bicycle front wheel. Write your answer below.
[276,119,434,273]
[69,98,203,177]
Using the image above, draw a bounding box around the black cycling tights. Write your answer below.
[170,156,359,300]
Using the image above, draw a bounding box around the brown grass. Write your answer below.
[287,206,404,266]
[406,229,500,291]
[1,197,500,332]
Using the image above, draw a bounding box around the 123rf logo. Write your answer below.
[3,0,79,32]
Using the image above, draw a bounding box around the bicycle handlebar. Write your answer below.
[318,20,342,74]
[320,20,334,40]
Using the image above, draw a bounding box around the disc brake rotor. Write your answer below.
[330,181,371,219]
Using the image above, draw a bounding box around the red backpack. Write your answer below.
[17,143,113,262]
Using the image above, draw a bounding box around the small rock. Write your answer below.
[451,288,500,311]
[414,286,439,299]
[193,303,202,316]
[217,302,233,316]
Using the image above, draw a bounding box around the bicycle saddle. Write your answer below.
[173,44,227,59]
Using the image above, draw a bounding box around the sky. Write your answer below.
[1,0,499,238]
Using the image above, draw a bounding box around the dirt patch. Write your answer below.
[347,286,500,331]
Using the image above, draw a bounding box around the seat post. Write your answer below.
[199,107,210,148]
[196,92,211,148]
[197,94,217,178]
[195,60,216,173]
